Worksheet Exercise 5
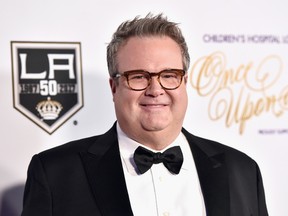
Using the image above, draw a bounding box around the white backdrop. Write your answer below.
[0,0,287,215]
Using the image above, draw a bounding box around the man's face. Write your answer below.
[110,36,188,144]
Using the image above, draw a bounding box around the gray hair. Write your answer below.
[106,13,190,77]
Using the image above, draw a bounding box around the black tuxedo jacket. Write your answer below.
[21,123,268,216]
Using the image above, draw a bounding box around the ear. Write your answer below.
[109,78,117,94]
[183,74,188,84]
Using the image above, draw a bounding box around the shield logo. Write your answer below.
[11,41,84,134]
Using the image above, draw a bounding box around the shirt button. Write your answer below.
[159,176,164,182]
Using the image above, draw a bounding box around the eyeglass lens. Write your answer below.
[125,70,184,90]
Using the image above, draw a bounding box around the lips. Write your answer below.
[141,104,166,107]
[139,101,169,107]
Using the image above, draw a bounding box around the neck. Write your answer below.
[125,128,182,151]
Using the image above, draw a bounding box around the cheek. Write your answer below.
[172,89,188,111]
[114,88,138,109]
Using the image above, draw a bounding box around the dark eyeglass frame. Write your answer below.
[113,69,186,91]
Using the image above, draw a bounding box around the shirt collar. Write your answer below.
[117,123,192,175]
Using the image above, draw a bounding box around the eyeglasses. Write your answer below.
[113,69,185,91]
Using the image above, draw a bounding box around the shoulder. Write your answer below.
[40,135,100,156]
[38,123,118,160]
[30,123,118,169]
[182,128,257,167]
[30,135,101,169]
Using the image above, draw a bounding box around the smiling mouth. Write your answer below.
[140,104,168,107]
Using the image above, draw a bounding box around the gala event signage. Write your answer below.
[189,50,288,135]
[11,41,84,134]
[187,33,288,135]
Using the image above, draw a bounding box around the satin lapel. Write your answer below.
[80,124,133,216]
[182,128,230,216]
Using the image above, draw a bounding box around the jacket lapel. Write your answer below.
[182,128,230,216]
[80,124,230,216]
[80,124,133,216]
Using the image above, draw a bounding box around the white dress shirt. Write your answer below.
[117,124,206,216]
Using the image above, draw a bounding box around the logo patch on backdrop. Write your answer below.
[11,41,84,134]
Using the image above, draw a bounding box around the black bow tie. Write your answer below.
[133,146,183,174]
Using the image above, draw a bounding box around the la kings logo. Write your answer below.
[11,41,84,134]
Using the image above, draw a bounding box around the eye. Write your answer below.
[129,73,148,80]
[161,72,178,79]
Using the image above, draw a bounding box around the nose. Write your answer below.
[144,76,165,97]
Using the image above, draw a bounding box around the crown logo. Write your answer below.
[36,97,63,120]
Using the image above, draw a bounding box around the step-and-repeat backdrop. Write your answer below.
[0,0,287,215]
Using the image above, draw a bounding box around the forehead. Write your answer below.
[117,36,183,72]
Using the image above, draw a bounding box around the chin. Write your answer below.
[141,121,169,132]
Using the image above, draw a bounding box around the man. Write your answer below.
[21,13,269,216]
